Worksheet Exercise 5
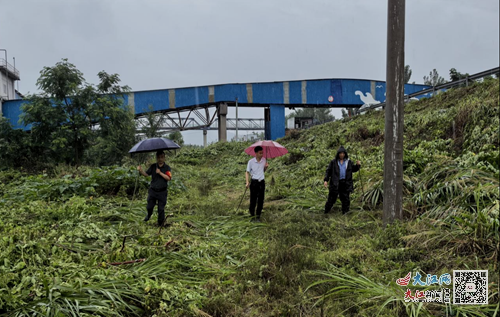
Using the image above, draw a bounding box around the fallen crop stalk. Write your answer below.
[109,258,146,266]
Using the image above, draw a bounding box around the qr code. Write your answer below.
[453,270,488,304]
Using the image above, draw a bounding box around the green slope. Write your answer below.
[0,78,498,316]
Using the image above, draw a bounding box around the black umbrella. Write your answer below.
[129,137,181,154]
[128,138,181,218]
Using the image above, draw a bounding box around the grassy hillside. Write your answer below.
[0,78,498,316]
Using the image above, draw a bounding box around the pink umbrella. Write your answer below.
[244,140,288,159]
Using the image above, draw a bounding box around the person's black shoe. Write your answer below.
[143,214,151,222]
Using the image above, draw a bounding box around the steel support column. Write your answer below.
[217,103,227,142]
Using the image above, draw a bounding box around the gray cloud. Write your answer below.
[1,0,498,144]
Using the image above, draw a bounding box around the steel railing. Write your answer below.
[0,58,20,78]
[358,66,499,113]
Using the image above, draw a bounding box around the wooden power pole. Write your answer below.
[384,0,405,225]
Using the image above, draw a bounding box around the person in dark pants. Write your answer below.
[138,151,172,226]
[245,146,269,222]
[324,146,361,214]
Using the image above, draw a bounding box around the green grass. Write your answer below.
[0,78,499,316]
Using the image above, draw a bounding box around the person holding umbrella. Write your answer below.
[323,146,361,214]
[243,141,287,222]
[129,138,180,226]
[137,150,172,226]
[245,146,269,222]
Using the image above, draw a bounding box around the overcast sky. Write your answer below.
[1,0,498,144]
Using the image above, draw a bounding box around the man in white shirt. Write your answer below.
[245,146,269,222]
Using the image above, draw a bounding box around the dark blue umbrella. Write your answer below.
[129,138,181,154]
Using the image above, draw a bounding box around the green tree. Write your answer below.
[21,59,134,166]
[21,59,87,164]
[449,68,470,82]
[341,108,358,118]
[251,131,265,140]
[138,106,166,138]
[0,117,32,169]
[404,65,412,84]
[167,131,184,146]
[84,72,136,166]
[287,108,334,124]
[341,109,348,118]
[423,69,446,86]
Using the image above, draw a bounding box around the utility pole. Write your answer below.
[383,0,405,225]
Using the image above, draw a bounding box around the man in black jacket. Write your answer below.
[138,151,172,226]
[324,146,361,214]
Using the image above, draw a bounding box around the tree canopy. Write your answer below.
[19,59,136,166]
[404,65,412,84]
[167,131,184,146]
[137,106,166,139]
[287,108,334,125]
[449,68,470,82]
[423,69,446,86]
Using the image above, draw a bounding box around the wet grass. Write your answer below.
[1,79,499,316]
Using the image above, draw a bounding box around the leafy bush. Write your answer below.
[0,118,32,169]
[412,162,499,219]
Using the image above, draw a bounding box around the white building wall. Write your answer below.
[0,72,16,100]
